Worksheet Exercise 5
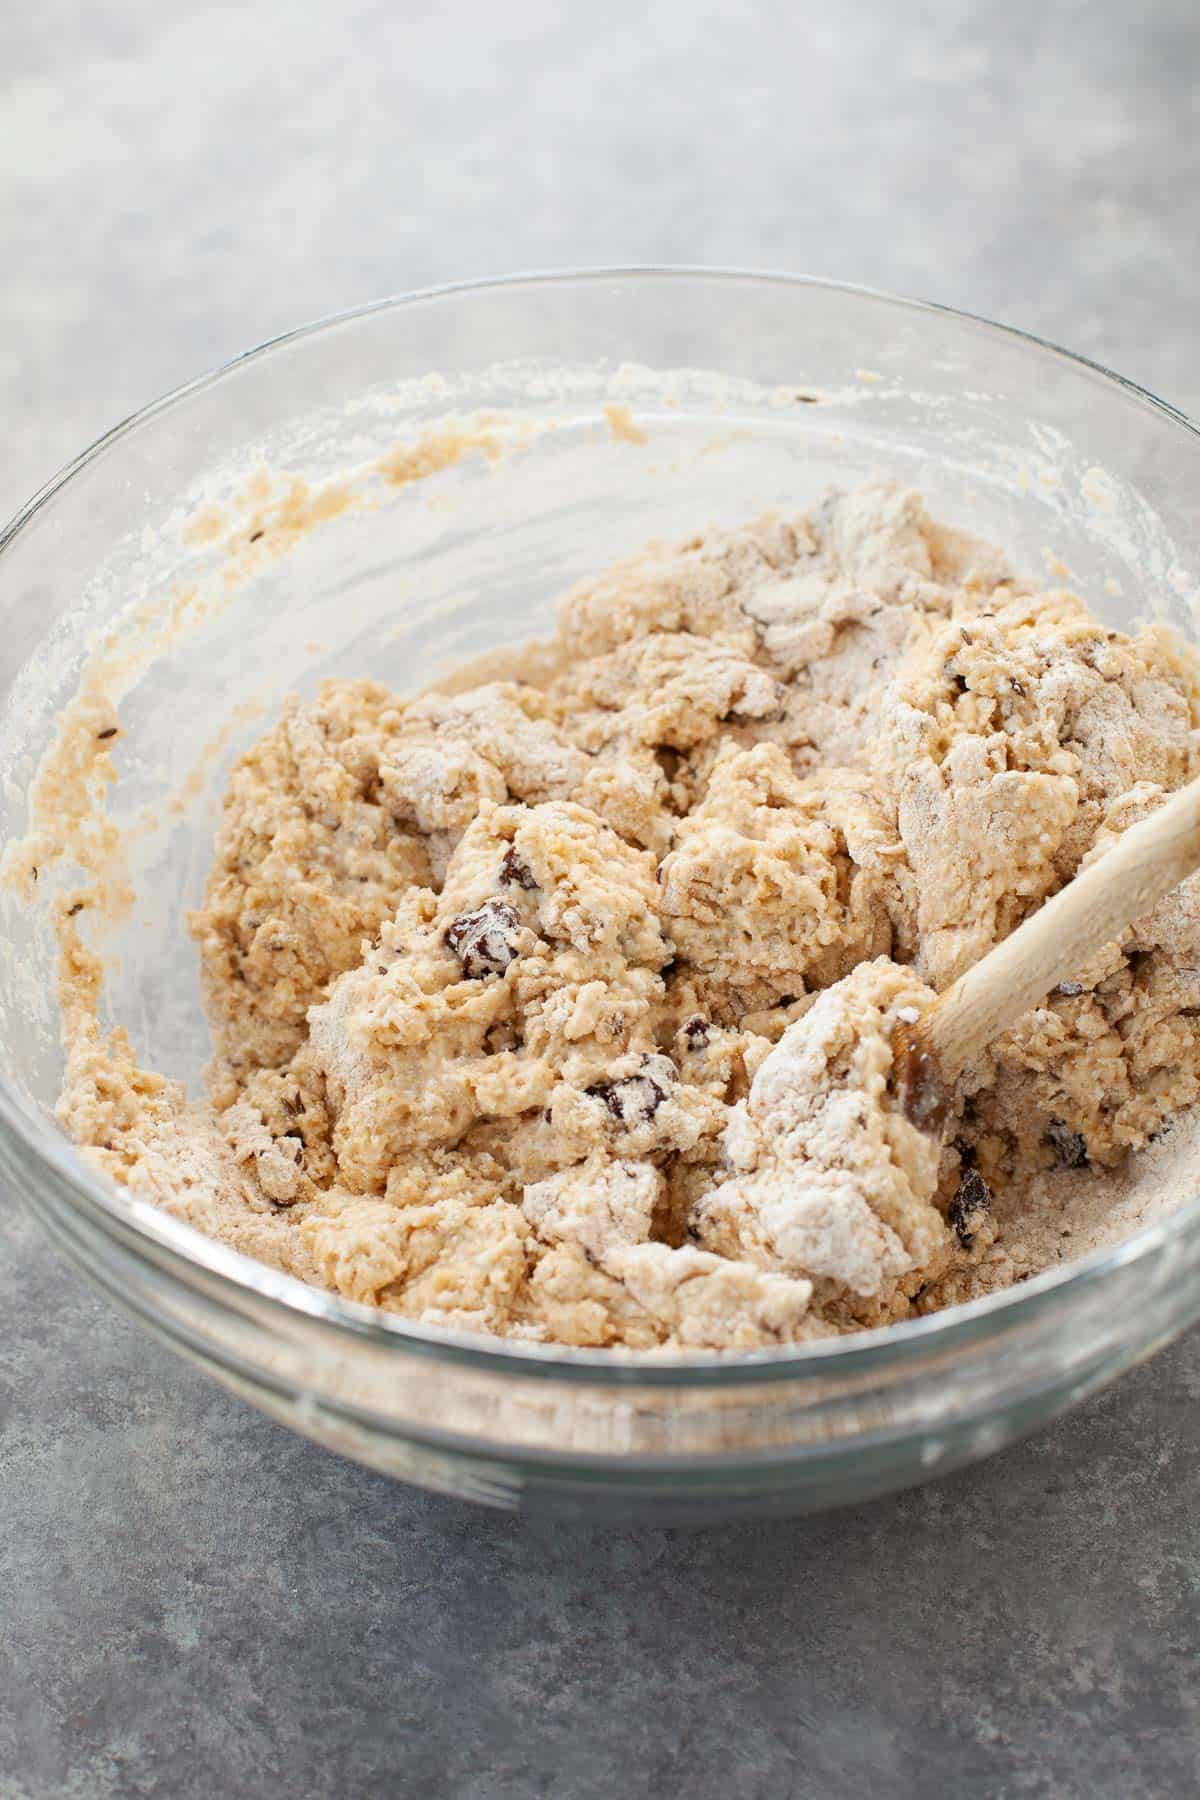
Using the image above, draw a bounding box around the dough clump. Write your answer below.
[59,484,1200,1348]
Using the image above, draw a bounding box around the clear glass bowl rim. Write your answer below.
[3,263,1199,1391]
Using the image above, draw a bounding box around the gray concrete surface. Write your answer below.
[3,1,1200,1794]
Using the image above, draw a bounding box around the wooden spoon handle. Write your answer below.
[920,774,1200,1082]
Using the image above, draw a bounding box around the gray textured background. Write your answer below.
[3,2,1200,1795]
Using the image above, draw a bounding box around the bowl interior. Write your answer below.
[1,270,1199,1294]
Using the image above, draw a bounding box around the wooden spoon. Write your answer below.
[893,774,1200,1132]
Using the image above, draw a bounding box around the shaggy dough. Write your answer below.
[57,482,1200,1349]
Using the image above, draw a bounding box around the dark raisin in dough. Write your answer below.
[586,1054,678,1127]
[948,1166,992,1248]
[445,899,522,978]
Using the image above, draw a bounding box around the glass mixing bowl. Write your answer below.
[2,270,1200,1525]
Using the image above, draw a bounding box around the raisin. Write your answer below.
[499,846,538,890]
[1046,1120,1089,1168]
[948,1167,992,1248]
[444,899,522,978]
[682,1015,709,1050]
[586,1054,677,1128]
[96,726,118,741]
